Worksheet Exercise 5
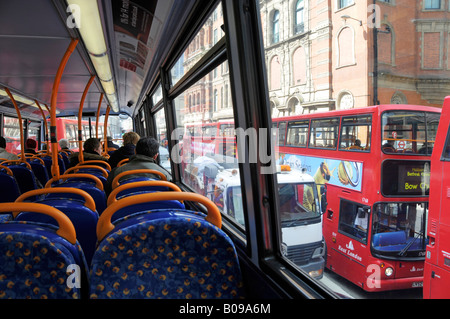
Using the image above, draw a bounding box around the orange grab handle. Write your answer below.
[65,165,109,178]
[79,160,111,171]
[112,169,167,189]
[45,173,104,191]
[107,180,182,206]
[28,156,46,165]
[0,160,32,170]
[97,192,222,242]
[0,165,13,176]
[117,158,129,167]
[0,202,77,245]
[15,187,96,212]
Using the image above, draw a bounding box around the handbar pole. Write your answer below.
[77,75,96,165]
[50,38,79,179]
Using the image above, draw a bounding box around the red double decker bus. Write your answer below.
[424,96,450,299]
[273,104,441,292]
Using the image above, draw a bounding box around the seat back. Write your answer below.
[29,158,49,187]
[0,202,86,299]
[0,166,21,203]
[46,174,107,214]
[106,180,185,222]
[15,188,99,265]
[4,162,39,194]
[90,193,244,299]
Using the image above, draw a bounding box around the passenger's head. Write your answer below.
[136,137,159,159]
[59,138,69,149]
[0,137,6,149]
[26,138,37,150]
[83,137,102,155]
[123,132,140,146]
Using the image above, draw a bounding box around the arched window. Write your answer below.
[270,55,281,90]
[213,89,218,111]
[292,46,306,85]
[337,27,355,67]
[295,0,304,34]
[272,10,280,44]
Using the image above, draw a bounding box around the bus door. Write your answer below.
[327,199,370,286]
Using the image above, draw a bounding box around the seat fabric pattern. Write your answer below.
[0,221,86,299]
[89,211,245,299]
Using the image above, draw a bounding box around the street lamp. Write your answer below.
[341,15,362,26]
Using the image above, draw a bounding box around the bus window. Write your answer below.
[169,5,224,86]
[372,202,428,259]
[382,111,439,155]
[338,199,370,244]
[339,115,371,151]
[309,118,339,149]
[278,121,287,146]
[3,116,21,153]
[286,120,309,147]
[155,108,170,171]
[442,128,450,160]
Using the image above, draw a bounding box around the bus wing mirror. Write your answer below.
[320,185,328,213]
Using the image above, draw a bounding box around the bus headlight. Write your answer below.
[385,267,394,277]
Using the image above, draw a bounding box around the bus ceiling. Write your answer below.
[0,0,196,119]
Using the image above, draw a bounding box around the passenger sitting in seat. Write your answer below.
[0,136,19,160]
[25,138,38,154]
[105,137,172,196]
[68,137,109,168]
[108,132,140,169]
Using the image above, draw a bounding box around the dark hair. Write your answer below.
[136,137,159,157]
[83,138,101,152]
[0,137,6,149]
[26,138,37,149]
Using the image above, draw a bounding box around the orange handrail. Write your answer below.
[65,165,108,178]
[50,38,79,180]
[97,192,222,242]
[15,187,96,212]
[0,202,76,245]
[107,180,182,206]
[95,93,104,139]
[78,160,111,171]
[112,169,167,189]
[45,173,104,190]
[35,100,50,154]
[0,165,14,176]
[1,160,32,170]
[77,75,96,165]
[102,105,110,157]
[117,158,129,167]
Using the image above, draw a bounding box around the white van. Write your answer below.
[213,165,325,278]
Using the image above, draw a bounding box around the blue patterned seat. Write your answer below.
[0,203,88,299]
[14,188,99,265]
[47,174,107,215]
[107,181,185,223]
[90,193,245,299]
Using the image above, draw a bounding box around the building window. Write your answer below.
[294,0,304,34]
[272,10,280,44]
[338,0,354,9]
[337,27,355,67]
[424,0,441,9]
[292,46,306,85]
